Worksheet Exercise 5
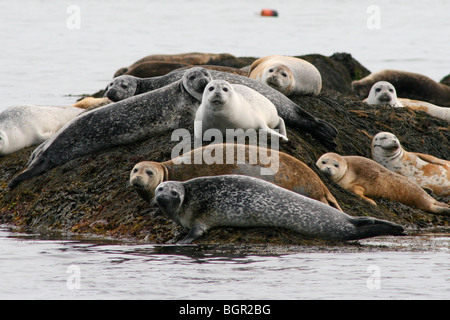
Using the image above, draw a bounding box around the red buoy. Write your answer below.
[261,9,278,17]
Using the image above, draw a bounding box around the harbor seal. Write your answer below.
[154,175,404,244]
[130,143,342,210]
[72,97,112,110]
[364,81,403,107]
[352,69,450,107]
[194,79,288,141]
[316,153,450,216]
[105,68,338,150]
[371,132,450,197]
[0,105,84,156]
[8,67,213,189]
[363,81,450,122]
[249,55,322,96]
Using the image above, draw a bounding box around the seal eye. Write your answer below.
[146,170,153,176]
[208,86,214,91]
[281,72,287,77]
[170,190,178,197]
[375,88,381,93]
[121,84,128,89]
[223,87,228,92]
[389,89,394,93]
[157,187,164,192]
[189,75,196,81]
[334,164,339,168]
[268,69,273,73]
[133,168,138,173]
[322,161,327,164]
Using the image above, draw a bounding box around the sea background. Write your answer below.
[0,0,449,300]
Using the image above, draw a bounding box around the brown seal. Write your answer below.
[351,69,450,107]
[129,143,342,211]
[72,97,112,110]
[371,132,450,197]
[114,52,245,77]
[316,152,450,216]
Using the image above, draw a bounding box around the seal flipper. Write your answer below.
[347,217,405,240]
[178,224,207,244]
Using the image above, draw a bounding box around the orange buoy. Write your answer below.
[261,9,278,17]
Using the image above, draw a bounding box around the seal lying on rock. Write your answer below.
[105,68,338,150]
[154,175,405,244]
[371,132,450,197]
[248,55,322,96]
[130,143,342,211]
[8,67,212,189]
[0,105,84,156]
[316,152,450,216]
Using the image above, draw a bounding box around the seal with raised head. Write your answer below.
[105,68,338,150]
[8,67,213,189]
[130,143,342,210]
[249,55,322,96]
[371,132,450,197]
[0,105,84,156]
[154,175,405,244]
[194,79,288,141]
[352,69,450,107]
[364,81,403,107]
[316,152,450,216]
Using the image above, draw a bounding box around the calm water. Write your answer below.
[0,1,449,300]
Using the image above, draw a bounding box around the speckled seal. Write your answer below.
[249,55,322,96]
[371,132,450,197]
[0,105,84,156]
[130,143,342,210]
[316,152,450,216]
[8,67,212,189]
[105,68,338,150]
[364,81,404,107]
[194,79,288,141]
[153,175,405,244]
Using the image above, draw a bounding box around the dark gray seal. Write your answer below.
[154,175,405,244]
[106,69,338,149]
[8,67,212,190]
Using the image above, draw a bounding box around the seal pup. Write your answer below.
[105,69,338,150]
[0,105,84,156]
[249,55,322,96]
[8,67,213,189]
[371,132,450,197]
[316,153,450,216]
[154,175,404,244]
[129,143,342,210]
[364,81,404,107]
[352,69,450,107]
[194,79,288,141]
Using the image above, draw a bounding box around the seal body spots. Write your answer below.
[105,68,338,150]
[8,67,213,189]
[249,55,322,96]
[352,69,450,107]
[316,152,450,216]
[371,132,450,197]
[194,80,288,141]
[154,175,404,244]
[364,81,403,107]
[0,105,84,156]
[129,143,342,210]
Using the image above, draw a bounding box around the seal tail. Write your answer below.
[293,105,338,150]
[347,217,405,240]
[8,158,49,190]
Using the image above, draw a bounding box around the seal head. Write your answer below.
[365,81,403,107]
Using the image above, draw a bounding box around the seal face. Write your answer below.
[129,143,342,210]
[194,80,288,141]
[316,152,450,216]
[105,76,138,102]
[249,55,322,96]
[154,175,404,244]
[0,105,84,156]
[371,132,450,197]
[8,67,213,189]
[104,68,337,150]
[364,81,403,107]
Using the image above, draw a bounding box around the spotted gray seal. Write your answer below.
[105,68,338,150]
[8,67,213,189]
[154,175,405,244]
